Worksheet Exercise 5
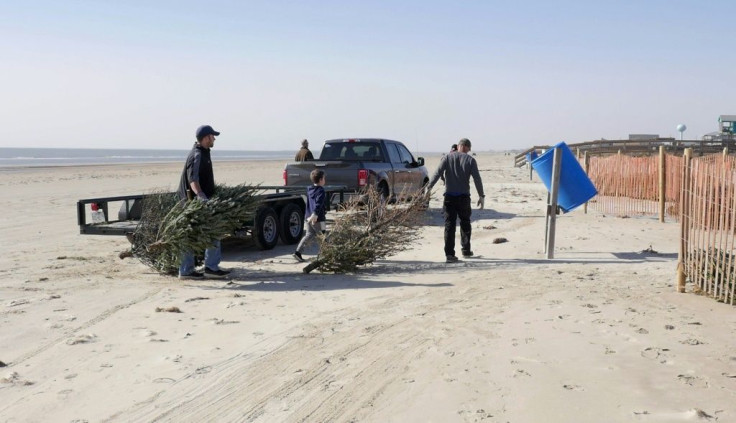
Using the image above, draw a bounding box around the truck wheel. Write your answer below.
[378,182,390,204]
[279,203,304,245]
[253,206,279,250]
[420,179,430,209]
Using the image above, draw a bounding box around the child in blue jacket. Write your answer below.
[293,169,326,262]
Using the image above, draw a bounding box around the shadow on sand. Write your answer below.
[208,228,677,291]
[422,207,516,226]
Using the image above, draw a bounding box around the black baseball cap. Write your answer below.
[196,125,220,140]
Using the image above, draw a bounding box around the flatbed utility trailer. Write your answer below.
[77,185,346,250]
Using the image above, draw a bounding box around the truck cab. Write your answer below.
[283,138,428,204]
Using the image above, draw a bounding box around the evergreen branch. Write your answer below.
[127,184,262,274]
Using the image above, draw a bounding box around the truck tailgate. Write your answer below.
[285,161,358,189]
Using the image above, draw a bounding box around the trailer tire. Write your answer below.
[279,203,304,245]
[253,206,279,250]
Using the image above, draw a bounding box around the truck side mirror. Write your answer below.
[416,157,425,167]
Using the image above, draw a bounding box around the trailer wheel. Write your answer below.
[279,203,304,245]
[253,206,279,250]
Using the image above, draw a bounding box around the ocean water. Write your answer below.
[0,148,292,168]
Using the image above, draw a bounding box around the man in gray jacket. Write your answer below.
[426,138,485,262]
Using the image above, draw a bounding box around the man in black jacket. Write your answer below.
[177,125,231,280]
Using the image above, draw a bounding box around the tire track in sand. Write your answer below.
[111,281,503,422]
[9,287,163,366]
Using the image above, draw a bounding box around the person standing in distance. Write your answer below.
[440,144,459,184]
[176,125,231,279]
[426,138,485,262]
[293,169,327,262]
[295,139,314,162]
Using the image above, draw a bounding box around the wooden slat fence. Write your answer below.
[586,153,683,219]
[571,149,734,304]
[679,154,736,305]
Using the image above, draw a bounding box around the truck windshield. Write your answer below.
[319,142,383,161]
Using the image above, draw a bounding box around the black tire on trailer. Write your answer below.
[278,203,304,245]
[253,206,279,250]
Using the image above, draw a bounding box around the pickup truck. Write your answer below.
[282,138,429,204]
[77,186,346,250]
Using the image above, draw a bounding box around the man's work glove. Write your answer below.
[308,214,318,225]
[477,196,485,209]
[196,192,208,202]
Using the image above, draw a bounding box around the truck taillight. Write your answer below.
[358,169,368,187]
[282,169,287,186]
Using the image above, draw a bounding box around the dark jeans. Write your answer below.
[443,195,472,256]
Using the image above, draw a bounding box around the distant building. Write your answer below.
[702,115,736,141]
[703,131,735,142]
[629,134,660,140]
[703,131,723,141]
[719,115,736,134]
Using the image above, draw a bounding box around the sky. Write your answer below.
[1,0,734,152]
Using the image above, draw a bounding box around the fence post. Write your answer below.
[529,156,534,181]
[723,146,729,160]
[677,148,692,293]
[659,145,666,223]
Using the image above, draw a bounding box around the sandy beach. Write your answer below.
[1,152,735,422]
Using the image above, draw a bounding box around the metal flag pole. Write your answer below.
[545,146,562,259]
[544,191,550,249]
